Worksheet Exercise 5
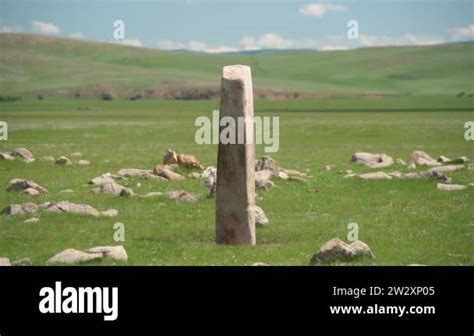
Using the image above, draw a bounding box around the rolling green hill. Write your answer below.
[0,33,473,98]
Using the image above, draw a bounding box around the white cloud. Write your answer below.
[31,20,60,34]
[69,32,84,39]
[240,33,295,50]
[0,25,23,33]
[450,24,474,39]
[115,38,143,47]
[157,40,237,53]
[299,3,347,17]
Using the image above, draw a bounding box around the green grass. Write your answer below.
[1,97,473,265]
[1,33,473,96]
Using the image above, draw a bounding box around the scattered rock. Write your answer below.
[190,172,201,179]
[428,165,465,173]
[86,246,128,262]
[165,190,198,203]
[0,258,11,266]
[1,203,39,216]
[388,171,403,178]
[117,168,165,180]
[89,173,116,185]
[357,172,392,180]
[23,188,40,196]
[468,163,474,171]
[254,206,269,226]
[310,238,375,263]
[437,155,451,163]
[7,178,48,193]
[10,147,34,161]
[91,182,125,195]
[407,163,416,170]
[0,152,14,160]
[41,156,55,162]
[400,171,448,181]
[154,166,185,181]
[437,183,466,191]
[120,188,134,198]
[396,158,406,165]
[47,249,102,264]
[77,160,90,166]
[55,156,72,165]
[323,165,333,171]
[409,150,441,167]
[252,262,269,266]
[59,189,74,194]
[24,217,40,224]
[12,257,32,266]
[100,209,118,217]
[255,170,274,190]
[351,152,394,168]
[446,156,469,164]
[70,152,82,157]
[42,201,101,216]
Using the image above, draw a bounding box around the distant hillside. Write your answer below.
[0,33,473,99]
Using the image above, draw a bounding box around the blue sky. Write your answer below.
[1,0,473,52]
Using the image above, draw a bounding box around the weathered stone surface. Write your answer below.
[77,160,90,165]
[87,246,128,262]
[400,171,448,181]
[154,167,185,181]
[323,165,333,171]
[100,209,118,217]
[24,217,40,224]
[216,65,255,245]
[0,152,14,160]
[117,168,164,180]
[142,192,163,198]
[12,257,32,266]
[1,203,39,216]
[70,152,82,157]
[310,238,375,263]
[0,258,11,266]
[409,150,441,167]
[254,205,269,226]
[351,152,394,168]
[10,147,34,161]
[89,173,116,185]
[255,170,274,190]
[55,156,72,165]
[7,178,48,193]
[428,165,465,173]
[47,249,102,264]
[166,190,198,203]
[23,187,40,196]
[91,182,125,195]
[437,183,466,191]
[357,172,392,180]
[120,188,134,198]
[42,201,101,216]
[408,163,416,170]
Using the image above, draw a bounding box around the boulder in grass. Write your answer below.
[70,152,82,157]
[55,156,72,165]
[428,165,465,173]
[351,152,394,168]
[310,238,375,263]
[119,188,134,198]
[12,257,32,266]
[357,172,392,180]
[1,203,39,216]
[91,182,125,196]
[100,209,118,217]
[252,262,269,266]
[7,178,48,193]
[24,217,40,224]
[154,166,185,181]
[47,249,102,264]
[0,258,11,266]
[77,160,90,166]
[400,171,448,182]
[254,206,269,226]
[41,156,55,162]
[0,152,14,160]
[10,147,34,161]
[408,150,441,167]
[89,173,116,185]
[23,188,40,196]
[86,246,128,262]
[117,168,165,180]
[165,190,198,203]
[436,183,466,191]
[42,201,101,217]
[396,158,407,165]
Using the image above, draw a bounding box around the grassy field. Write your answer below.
[1,96,473,265]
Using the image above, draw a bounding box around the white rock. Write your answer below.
[100,209,119,217]
[436,183,466,191]
[254,205,269,226]
[55,156,72,165]
[24,217,40,224]
[86,246,128,262]
[428,165,464,173]
[47,249,102,264]
[77,160,90,165]
[351,152,394,168]
[0,258,12,266]
[1,203,39,216]
[357,172,392,180]
[310,238,375,263]
[409,150,441,167]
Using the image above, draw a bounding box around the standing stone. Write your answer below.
[216,65,256,245]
